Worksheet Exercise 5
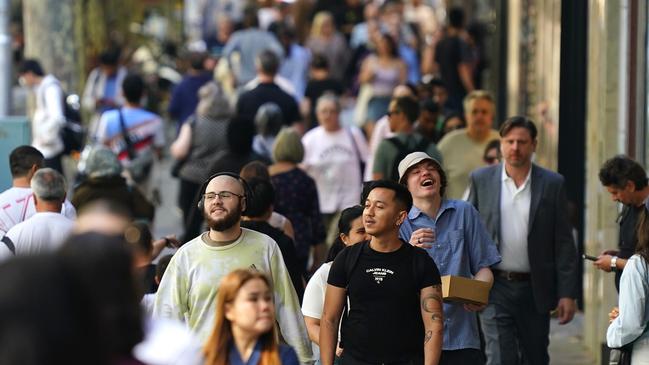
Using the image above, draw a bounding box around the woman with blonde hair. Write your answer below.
[306,11,349,82]
[204,269,299,365]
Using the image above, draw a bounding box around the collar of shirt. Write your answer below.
[408,199,457,221]
[228,340,262,365]
[501,164,532,193]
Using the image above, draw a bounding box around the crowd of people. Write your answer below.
[3,0,649,364]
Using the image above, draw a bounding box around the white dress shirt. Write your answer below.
[498,166,532,272]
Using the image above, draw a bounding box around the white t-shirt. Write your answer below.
[1,212,74,260]
[0,187,77,238]
[301,262,331,360]
[302,262,332,320]
[302,126,368,214]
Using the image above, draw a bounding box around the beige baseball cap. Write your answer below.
[398,152,442,183]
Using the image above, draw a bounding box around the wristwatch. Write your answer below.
[611,256,618,272]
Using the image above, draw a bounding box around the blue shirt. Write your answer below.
[228,341,300,365]
[607,255,649,348]
[400,199,501,350]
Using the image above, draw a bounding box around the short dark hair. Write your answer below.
[242,5,259,28]
[484,139,501,159]
[9,145,44,177]
[365,180,413,212]
[310,53,329,70]
[392,96,420,124]
[240,161,270,182]
[599,155,648,190]
[420,99,439,114]
[499,116,538,140]
[99,49,120,66]
[18,59,45,76]
[448,7,465,28]
[188,52,206,71]
[122,74,145,104]
[244,178,275,218]
[429,77,446,89]
[257,50,280,76]
[326,205,365,262]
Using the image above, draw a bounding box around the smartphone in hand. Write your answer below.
[582,254,598,261]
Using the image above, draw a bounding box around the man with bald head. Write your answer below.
[153,173,313,363]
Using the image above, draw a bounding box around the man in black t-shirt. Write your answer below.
[433,7,474,114]
[596,156,649,290]
[304,54,344,129]
[320,180,443,365]
[236,50,302,132]
[240,178,304,301]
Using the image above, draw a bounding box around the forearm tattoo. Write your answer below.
[424,330,432,344]
[421,287,443,313]
[422,285,443,323]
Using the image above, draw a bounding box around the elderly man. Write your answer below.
[0,145,76,238]
[437,90,499,199]
[398,151,500,364]
[1,168,74,259]
[153,173,312,363]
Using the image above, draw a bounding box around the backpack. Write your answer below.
[39,79,86,155]
[386,136,431,181]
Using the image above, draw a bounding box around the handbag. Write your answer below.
[118,108,153,183]
[346,127,366,182]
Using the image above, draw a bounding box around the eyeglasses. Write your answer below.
[386,110,400,117]
[203,191,245,202]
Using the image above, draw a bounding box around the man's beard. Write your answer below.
[204,204,242,232]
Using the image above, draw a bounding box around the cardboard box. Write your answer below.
[441,275,491,305]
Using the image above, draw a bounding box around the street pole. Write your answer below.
[0,0,11,117]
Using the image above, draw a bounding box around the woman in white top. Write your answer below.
[301,206,368,361]
[302,94,369,244]
[607,202,649,364]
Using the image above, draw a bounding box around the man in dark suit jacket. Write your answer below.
[467,116,578,365]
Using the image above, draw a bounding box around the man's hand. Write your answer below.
[609,306,619,323]
[555,298,576,325]
[593,254,613,272]
[409,228,435,249]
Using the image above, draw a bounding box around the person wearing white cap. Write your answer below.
[398,151,501,365]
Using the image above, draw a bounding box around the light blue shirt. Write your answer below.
[400,199,501,350]
[607,255,649,348]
